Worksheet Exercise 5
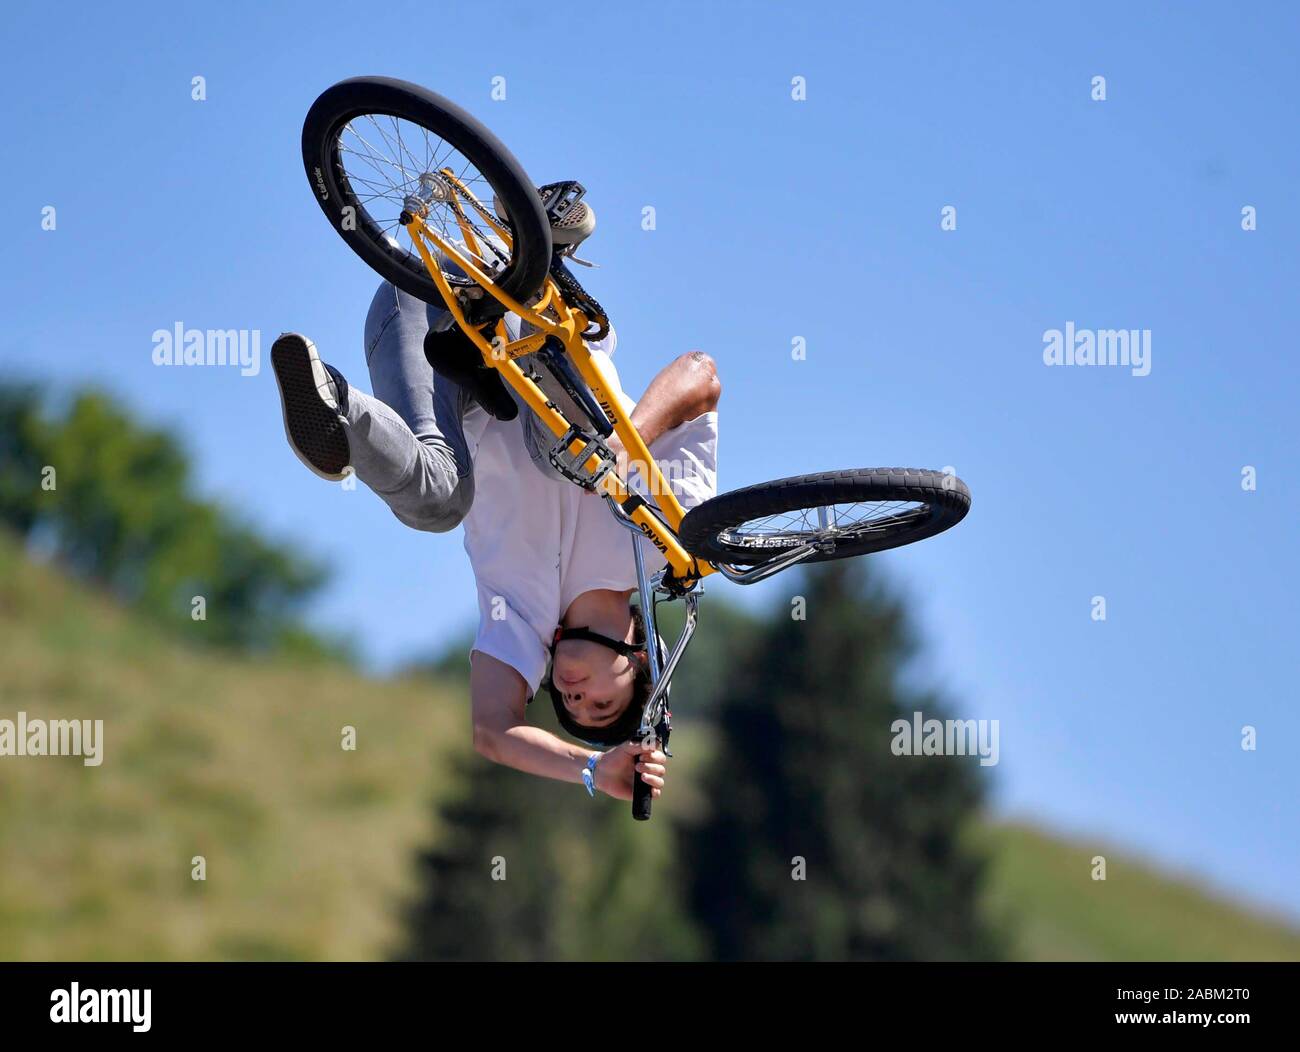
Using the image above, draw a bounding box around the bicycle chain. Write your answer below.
[550,259,610,342]
[453,191,511,273]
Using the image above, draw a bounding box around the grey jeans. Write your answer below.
[346,280,556,533]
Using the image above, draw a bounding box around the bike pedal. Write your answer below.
[539,180,586,223]
[548,426,615,490]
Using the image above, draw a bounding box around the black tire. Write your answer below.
[679,468,971,566]
[301,76,552,309]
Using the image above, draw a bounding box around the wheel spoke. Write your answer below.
[721,500,928,545]
[333,112,517,280]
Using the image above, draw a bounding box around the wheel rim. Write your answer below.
[330,112,514,287]
[719,499,931,550]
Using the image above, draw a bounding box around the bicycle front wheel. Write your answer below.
[679,468,971,566]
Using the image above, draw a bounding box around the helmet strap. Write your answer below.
[550,625,644,658]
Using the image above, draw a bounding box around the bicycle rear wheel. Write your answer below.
[679,468,971,566]
[301,76,552,309]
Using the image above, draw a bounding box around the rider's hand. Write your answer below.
[594,740,668,801]
[604,433,631,484]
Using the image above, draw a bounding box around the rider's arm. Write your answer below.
[468,650,661,799]
[470,650,590,777]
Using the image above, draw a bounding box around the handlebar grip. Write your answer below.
[632,755,653,821]
[629,769,650,821]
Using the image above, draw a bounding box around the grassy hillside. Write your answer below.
[981,823,1300,961]
[1,532,1297,961]
[0,531,463,960]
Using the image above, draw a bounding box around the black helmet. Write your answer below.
[541,622,665,747]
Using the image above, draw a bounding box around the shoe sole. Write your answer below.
[271,333,351,481]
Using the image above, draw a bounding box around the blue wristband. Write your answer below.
[582,752,600,797]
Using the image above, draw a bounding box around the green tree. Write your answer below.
[398,751,558,961]
[682,560,1001,961]
[0,382,52,535]
[0,382,327,652]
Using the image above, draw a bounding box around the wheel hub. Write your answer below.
[403,171,455,218]
[420,170,453,202]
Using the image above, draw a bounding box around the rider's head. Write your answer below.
[546,604,651,746]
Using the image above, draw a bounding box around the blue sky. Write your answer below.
[3,1,1298,920]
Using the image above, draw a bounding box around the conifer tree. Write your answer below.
[682,560,1000,960]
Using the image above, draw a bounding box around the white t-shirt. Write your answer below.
[460,338,718,695]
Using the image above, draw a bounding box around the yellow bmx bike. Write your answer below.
[301,77,971,819]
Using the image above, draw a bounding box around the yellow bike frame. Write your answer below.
[401,177,715,590]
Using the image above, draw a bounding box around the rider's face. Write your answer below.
[552,639,639,728]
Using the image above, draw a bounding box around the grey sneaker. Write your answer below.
[496,180,597,252]
[542,183,596,250]
[271,333,352,481]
